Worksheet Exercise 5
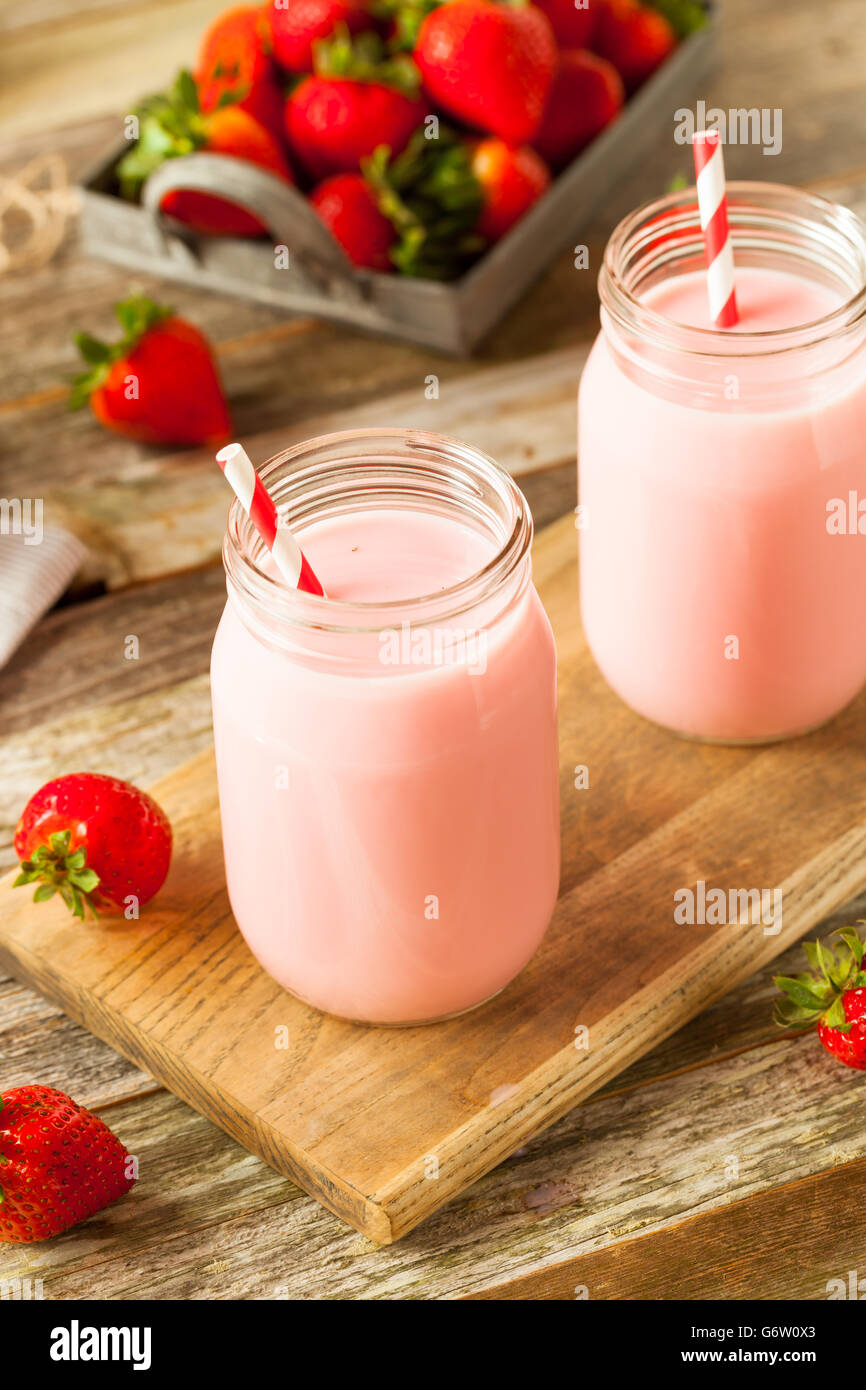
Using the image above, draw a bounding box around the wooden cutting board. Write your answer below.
[2,512,866,1243]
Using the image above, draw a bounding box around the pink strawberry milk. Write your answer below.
[579,183,866,742]
[210,429,560,1024]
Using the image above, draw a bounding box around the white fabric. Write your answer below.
[0,527,87,669]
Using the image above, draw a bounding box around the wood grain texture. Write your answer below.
[2,1025,865,1299]
[465,1157,866,1301]
[3,514,866,1243]
[2,348,587,591]
[0,674,214,870]
[0,565,227,739]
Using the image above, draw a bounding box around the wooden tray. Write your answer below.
[77,8,718,354]
[2,512,865,1243]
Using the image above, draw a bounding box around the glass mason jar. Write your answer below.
[579,183,866,743]
[210,429,560,1025]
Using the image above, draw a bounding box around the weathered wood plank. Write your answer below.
[0,0,224,139]
[0,0,169,34]
[0,976,157,1105]
[0,673,213,868]
[0,566,227,738]
[1,1028,863,1298]
[2,347,585,592]
[0,460,573,742]
[465,1155,866,1300]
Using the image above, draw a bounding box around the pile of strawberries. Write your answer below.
[118,0,703,278]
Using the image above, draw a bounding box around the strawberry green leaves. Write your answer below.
[374,0,443,52]
[117,69,209,199]
[363,128,483,279]
[774,925,866,1034]
[112,293,174,343]
[314,24,422,97]
[645,0,707,39]
[70,295,174,409]
[13,829,102,920]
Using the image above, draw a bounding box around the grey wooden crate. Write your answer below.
[79,6,718,355]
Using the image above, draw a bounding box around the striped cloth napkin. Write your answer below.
[0,528,87,669]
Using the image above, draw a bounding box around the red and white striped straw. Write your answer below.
[692,130,739,328]
[216,443,326,596]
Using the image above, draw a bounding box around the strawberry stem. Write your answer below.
[645,0,708,38]
[116,68,208,200]
[774,924,866,1033]
[373,0,443,51]
[13,829,102,920]
[362,127,483,279]
[70,295,174,409]
[313,25,422,97]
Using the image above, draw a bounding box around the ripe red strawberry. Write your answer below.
[286,32,425,177]
[14,772,173,918]
[119,70,295,238]
[534,0,597,47]
[469,138,551,243]
[775,926,866,1071]
[317,127,487,276]
[534,48,624,169]
[310,172,396,269]
[267,0,371,72]
[0,1086,135,1242]
[414,0,557,145]
[195,4,285,139]
[70,295,232,448]
[288,76,425,176]
[593,0,676,92]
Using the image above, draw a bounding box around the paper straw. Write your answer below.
[692,130,739,328]
[216,443,326,596]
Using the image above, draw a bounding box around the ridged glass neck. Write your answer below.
[222,428,533,651]
[597,182,866,407]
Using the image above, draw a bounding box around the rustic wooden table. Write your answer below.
[2,0,866,1300]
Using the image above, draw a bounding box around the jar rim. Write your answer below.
[222,427,534,637]
[600,180,866,358]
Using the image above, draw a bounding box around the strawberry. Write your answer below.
[534,48,624,169]
[308,125,484,278]
[311,172,396,268]
[534,0,597,48]
[593,0,676,92]
[0,1086,135,1242]
[267,0,372,72]
[775,926,866,1071]
[469,138,551,243]
[70,295,232,448]
[118,70,295,237]
[286,31,425,178]
[413,0,557,145]
[14,772,173,919]
[195,4,285,140]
